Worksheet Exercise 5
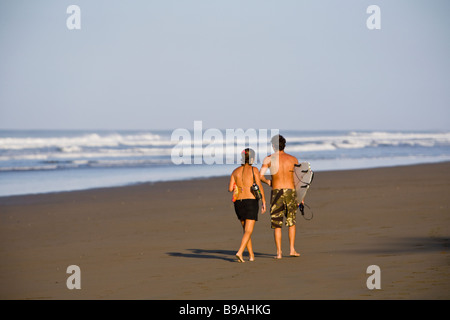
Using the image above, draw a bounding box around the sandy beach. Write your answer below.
[0,162,449,300]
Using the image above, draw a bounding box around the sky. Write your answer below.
[0,0,449,131]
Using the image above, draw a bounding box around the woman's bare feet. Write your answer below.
[289,251,300,257]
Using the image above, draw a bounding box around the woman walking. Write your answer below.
[228,148,266,262]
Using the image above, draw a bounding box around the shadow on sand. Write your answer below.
[167,249,273,262]
[342,236,449,255]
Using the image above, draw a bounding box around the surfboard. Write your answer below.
[293,161,314,205]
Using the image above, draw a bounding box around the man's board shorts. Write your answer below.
[270,189,297,228]
[234,199,259,221]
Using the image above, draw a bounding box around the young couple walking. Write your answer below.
[228,134,301,263]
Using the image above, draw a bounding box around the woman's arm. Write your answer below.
[228,173,236,192]
[253,167,266,213]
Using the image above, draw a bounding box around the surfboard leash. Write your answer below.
[299,202,313,220]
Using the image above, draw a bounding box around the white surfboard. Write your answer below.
[293,161,314,204]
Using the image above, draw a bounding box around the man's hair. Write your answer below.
[241,148,255,165]
[271,134,286,151]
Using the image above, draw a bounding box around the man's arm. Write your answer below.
[259,156,272,187]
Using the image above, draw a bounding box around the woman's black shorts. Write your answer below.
[234,199,259,221]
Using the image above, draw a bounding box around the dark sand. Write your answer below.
[0,162,449,299]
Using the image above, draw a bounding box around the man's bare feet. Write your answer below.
[236,253,245,263]
[289,251,300,257]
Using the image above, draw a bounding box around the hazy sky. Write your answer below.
[0,0,449,131]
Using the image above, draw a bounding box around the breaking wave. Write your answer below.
[0,130,449,173]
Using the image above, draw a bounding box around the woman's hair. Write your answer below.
[241,148,255,165]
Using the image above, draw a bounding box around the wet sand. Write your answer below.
[0,162,449,299]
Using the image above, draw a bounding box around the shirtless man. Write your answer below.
[260,134,300,259]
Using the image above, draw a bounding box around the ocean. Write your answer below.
[1,129,450,197]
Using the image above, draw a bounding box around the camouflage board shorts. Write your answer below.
[270,189,298,228]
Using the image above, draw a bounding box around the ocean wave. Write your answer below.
[286,131,450,152]
[1,130,449,152]
[0,147,173,162]
[1,130,449,173]
[0,165,59,172]
[0,132,168,150]
[0,158,174,172]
